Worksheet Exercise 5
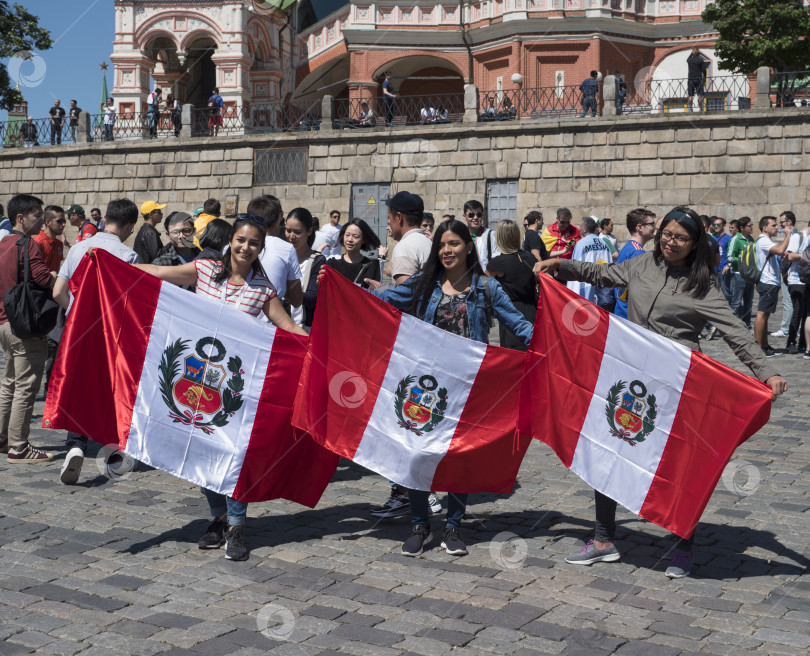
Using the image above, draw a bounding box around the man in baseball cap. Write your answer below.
[66,204,97,242]
[134,200,167,263]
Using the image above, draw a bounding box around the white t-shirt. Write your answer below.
[756,235,780,286]
[474,228,500,272]
[314,224,341,257]
[568,234,613,302]
[58,232,140,313]
[787,231,808,285]
[258,236,301,300]
[390,228,432,280]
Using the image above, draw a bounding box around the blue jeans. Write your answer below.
[410,489,467,529]
[580,96,597,117]
[202,488,247,527]
[718,270,734,304]
[730,273,754,328]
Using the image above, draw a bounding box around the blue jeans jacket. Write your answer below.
[374,272,534,346]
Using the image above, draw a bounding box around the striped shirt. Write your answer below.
[194,259,276,318]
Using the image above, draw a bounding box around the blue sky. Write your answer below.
[2,1,113,121]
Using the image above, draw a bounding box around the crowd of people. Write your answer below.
[0,191,790,573]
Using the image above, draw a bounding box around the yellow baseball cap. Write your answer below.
[140,201,167,216]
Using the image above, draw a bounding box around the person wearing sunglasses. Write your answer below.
[151,211,202,292]
[463,200,500,271]
[131,211,308,562]
[34,205,67,274]
[535,206,787,579]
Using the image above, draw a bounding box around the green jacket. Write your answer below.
[559,252,778,382]
[727,233,754,273]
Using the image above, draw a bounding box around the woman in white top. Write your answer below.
[133,213,306,561]
[284,207,326,331]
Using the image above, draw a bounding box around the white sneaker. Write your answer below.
[427,493,443,515]
[60,447,85,485]
[770,330,787,338]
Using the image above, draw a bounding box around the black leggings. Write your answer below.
[593,490,694,550]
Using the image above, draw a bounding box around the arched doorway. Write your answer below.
[184,37,218,107]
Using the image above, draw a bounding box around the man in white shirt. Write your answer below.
[385,191,432,284]
[250,195,302,308]
[568,217,613,303]
[463,199,499,272]
[754,215,791,357]
[315,209,341,256]
[52,199,141,485]
[781,211,807,353]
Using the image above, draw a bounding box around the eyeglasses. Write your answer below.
[237,212,267,225]
[712,223,723,227]
[641,221,656,227]
[660,230,693,246]
[467,212,483,218]
[169,227,195,236]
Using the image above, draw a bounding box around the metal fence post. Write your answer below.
[754,67,771,110]
[603,75,617,117]
[321,95,334,131]
[77,111,91,143]
[180,103,194,138]
[464,84,479,123]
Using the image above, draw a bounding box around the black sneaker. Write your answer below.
[401,524,432,556]
[225,526,249,561]
[787,344,799,355]
[440,526,468,556]
[197,518,227,549]
[804,350,810,359]
[370,485,410,518]
[763,347,779,358]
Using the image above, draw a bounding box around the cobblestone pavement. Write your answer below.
[1,325,808,656]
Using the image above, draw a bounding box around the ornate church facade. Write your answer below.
[111,1,728,115]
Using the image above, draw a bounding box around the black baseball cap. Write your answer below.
[386,191,424,217]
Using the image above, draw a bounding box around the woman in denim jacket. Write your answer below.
[374,219,533,557]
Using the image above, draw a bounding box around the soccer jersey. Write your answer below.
[614,239,646,318]
[567,234,613,302]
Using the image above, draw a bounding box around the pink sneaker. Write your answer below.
[7,444,54,464]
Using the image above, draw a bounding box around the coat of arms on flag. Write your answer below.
[605,379,656,445]
[395,374,447,435]
[160,337,245,434]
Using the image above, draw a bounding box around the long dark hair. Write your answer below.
[408,219,484,317]
[200,218,233,252]
[213,216,266,284]
[653,206,716,299]
[338,218,381,250]
[286,207,315,247]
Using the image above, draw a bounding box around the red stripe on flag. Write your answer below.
[232,330,339,506]
[433,345,532,493]
[292,268,400,458]
[44,250,161,449]
[639,351,771,538]
[520,274,608,466]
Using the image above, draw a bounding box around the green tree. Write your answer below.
[702,0,810,74]
[0,1,51,111]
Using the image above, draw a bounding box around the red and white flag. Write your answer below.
[292,268,531,493]
[44,250,339,505]
[520,274,772,538]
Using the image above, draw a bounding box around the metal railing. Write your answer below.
[772,71,810,108]
[191,101,323,136]
[478,85,591,120]
[333,94,464,128]
[1,117,79,147]
[87,111,179,142]
[645,75,754,113]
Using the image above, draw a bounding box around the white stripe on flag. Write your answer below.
[353,313,487,490]
[570,314,691,514]
[127,284,276,496]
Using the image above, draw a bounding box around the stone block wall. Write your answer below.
[2,108,809,242]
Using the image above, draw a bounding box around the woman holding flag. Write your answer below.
[536,206,787,578]
[132,212,307,561]
[374,218,533,557]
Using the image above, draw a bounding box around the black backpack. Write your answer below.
[798,246,810,284]
[3,237,59,339]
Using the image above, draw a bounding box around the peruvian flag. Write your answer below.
[44,250,339,505]
[520,274,772,538]
[292,268,531,493]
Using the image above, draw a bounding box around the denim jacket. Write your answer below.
[374,272,533,346]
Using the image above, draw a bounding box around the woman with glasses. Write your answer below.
[535,206,787,579]
[132,212,307,562]
[324,219,381,289]
[374,219,533,558]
